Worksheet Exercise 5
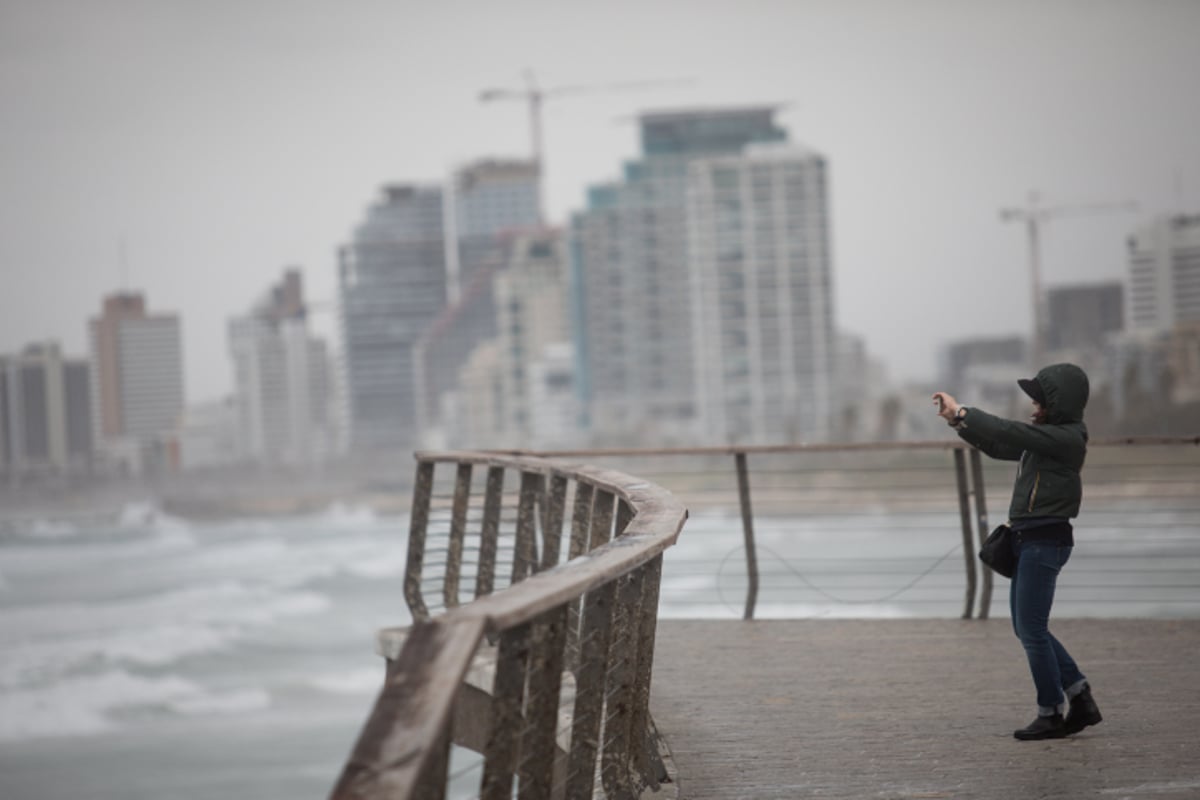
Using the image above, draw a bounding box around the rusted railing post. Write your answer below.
[569,482,595,560]
[590,489,615,549]
[404,460,435,621]
[513,470,541,582]
[564,482,596,674]
[601,567,647,799]
[475,465,505,598]
[444,462,472,609]
[480,621,532,800]
[735,451,760,620]
[541,473,569,570]
[565,578,616,799]
[953,448,978,619]
[518,604,569,799]
[969,447,993,619]
[630,555,668,786]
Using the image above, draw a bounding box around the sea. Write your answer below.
[2,501,1197,799]
[0,502,408,799]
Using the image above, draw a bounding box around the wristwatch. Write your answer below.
[949,407,968,427]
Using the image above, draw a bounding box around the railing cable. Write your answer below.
[715,541,965,611]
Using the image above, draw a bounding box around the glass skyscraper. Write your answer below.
[571,107,797,443]
[687,143,835,444]
[339,185,445,451]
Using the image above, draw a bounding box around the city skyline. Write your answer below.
[3,1,1200,404]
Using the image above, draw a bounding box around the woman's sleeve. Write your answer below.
[956,420,1024,461]
[957,406,1082,459]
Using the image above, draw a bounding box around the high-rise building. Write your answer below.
[413,159,541,446]
[450,159,540,242]
[572,107,788,442]
[1046,282,1124,352]
[434,232,575,449]
[175,397,240,470]
[229,269,333,466]
[940,336,1029,418]
[1127,214,1200,332]
[88,293,184,458]
[491,231,573,448]
[456,339,503,449]
[339,185,445,451]
[1165,322,1200,406]
[687,143,835,444]
[413,251,505,447]
[0,341,93,478]
[942,336,1026,388]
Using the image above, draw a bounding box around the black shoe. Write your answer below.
[1014,713,1066,740]
[1064,685,1103,735]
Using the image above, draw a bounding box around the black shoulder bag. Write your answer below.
[979,524,1016,578]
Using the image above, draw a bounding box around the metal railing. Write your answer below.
[502,436,1200,621]
[329,451,687,800]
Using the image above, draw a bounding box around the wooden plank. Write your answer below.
[329,616,485,800]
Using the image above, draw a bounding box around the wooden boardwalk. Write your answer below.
[650,619,1200,800]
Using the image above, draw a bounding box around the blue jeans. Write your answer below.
[1009,539,1086,714]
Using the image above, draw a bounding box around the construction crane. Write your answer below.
[999,192,1137,369]
[479,70,694,224]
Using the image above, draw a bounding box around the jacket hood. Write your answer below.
[1034,363,1089,424]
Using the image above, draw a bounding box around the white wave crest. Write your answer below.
[0,585,330,689]
[344,551,405,579]
[166,687,271,715]
[317,502,379,529]
[26,518,81,539]
[116,501,195,545]
[307,667,383,695]
[0,669,273,742]
[0,669,198,742]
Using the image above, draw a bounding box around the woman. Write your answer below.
[933,363,1103,740]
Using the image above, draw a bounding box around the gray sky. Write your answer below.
[2,0,1199,404]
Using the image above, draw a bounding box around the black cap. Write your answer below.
[1018,377,1046,406]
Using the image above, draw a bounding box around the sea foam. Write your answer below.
[0,669,197,742]
[0,584,330,690]
[0,669,274,742]
[307,667,384,695]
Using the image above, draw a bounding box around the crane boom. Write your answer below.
[999,192,1137,368]
[478,70,694,223]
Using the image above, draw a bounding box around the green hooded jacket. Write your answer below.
[955,363,1090,521]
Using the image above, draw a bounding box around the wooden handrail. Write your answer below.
[330,452,687,800]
